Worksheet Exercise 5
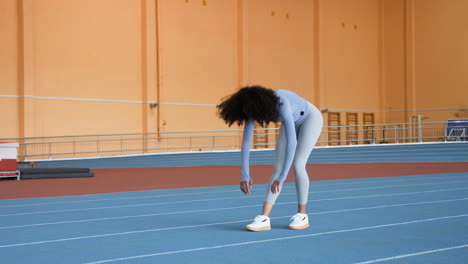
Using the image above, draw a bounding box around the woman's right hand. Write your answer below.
[240,179,253,195]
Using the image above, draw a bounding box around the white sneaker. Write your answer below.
[245,215,271,231]
[289,213,309,230]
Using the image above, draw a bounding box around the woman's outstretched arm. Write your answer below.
[241,119,254,181]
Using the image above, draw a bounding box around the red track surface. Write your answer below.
[1,162,468,199]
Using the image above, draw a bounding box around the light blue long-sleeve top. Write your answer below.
[241,89,309,183]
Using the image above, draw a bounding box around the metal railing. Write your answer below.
[1,121,466,160]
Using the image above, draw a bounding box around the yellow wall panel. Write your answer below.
[32,99,143,136]
[413,0,468,113]
[0,98,19,138]
[32,0,143,101]
[159,0,237,105]
[0,0,18,96]
[160,104,224,133]
[2,0,467,139]
[321,0,380,111]
[245,0,315,101]
[0,0,19,138]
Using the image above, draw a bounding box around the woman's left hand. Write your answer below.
[271,180,281,194]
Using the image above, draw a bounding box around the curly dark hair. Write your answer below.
[217,85,280,127]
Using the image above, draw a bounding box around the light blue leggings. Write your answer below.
[265,103,323,205]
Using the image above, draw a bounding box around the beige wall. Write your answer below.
[321,0,381,110]
[412,0,468,121]
[0,0,19,138]
[158,0,237,132]
[245,0,315,100]
[1,0,467,139]
[30,0,147,136]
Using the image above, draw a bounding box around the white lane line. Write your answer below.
[0,198,466,248]
[2,180,468,217]
[0,189,241,208]
[82,213,468,264]
[0,187,466,230]
[1,174,466,208]
[353,244,468,264]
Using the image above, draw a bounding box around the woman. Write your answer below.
[217,85,323,231]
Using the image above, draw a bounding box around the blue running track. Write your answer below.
[1,172,467,263]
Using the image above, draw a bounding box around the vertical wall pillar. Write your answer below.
[378,0,386,124]
[155,0,162,134]
[405,0,416,123]
[235,0,243,89]
[140,0,158,135]
[140,0,148,135]
[16,0,25,139]
[313,0,322,109]
[238,0,248,87]
[17,0,36,138]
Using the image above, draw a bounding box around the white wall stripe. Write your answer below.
[0,198,465,248]
[2,174,465,208]
[161,102,217,107]
[0,95,156,104]
[4,95,468,111]
[0,187,466,230]
[0,95,216,106]
[353,244,468,264]
[82,214,468,264]
[2,180,467,216]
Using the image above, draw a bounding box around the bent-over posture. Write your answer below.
[217,85,323,231]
